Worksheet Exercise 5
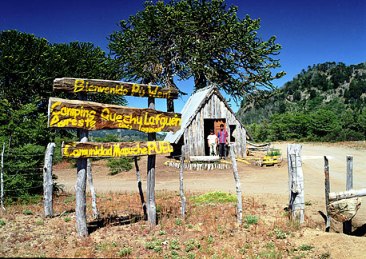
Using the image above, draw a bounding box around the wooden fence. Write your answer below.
[324,155,364,234]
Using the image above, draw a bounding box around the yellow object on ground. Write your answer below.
[236,158,250,164]
[261,155,280,166]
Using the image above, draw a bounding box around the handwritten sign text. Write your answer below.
[53,78,179,99]
[48,97,181,132]
[62,141,174,158]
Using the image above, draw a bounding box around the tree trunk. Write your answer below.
[1,143,5,211]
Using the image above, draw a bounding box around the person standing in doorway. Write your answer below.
[217,124,228,159]
[207,129,218,156]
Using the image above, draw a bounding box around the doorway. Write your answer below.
[204,119,226,155]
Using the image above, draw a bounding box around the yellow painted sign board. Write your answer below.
[53,78,179,99]
[48,97,181,133]
[62,141,174,158]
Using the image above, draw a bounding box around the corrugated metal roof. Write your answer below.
[164,86,215,144]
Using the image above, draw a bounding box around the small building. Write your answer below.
[164,86,248,158]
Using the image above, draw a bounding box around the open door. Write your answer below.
[204,119,226,155]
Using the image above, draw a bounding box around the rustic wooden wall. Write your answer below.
[184,92,247,158]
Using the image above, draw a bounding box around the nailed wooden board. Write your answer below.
[62,141,173,158]
[53,77,179,99]
[48,97,181,133]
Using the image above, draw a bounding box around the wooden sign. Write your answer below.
[48,97,181,133]
[62,141,174,158]
[53,77,179,99]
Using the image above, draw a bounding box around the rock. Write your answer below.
[328,198,361,222]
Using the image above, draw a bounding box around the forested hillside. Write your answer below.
[238,62,366,142]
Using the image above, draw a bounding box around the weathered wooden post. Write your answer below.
[147,96,157,226]
[134,156,147,220]
[75,92,89,237]
[287,144,304,224]
[1,143,5,211]
[43,142,55,217]
[230,144,243,224]
[179,145,186,217]
[343,155,353,234]
[87,159,99,219]
[324,156,331,232]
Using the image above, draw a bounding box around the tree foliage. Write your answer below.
[0,30,126,200]
[109,0,285,99]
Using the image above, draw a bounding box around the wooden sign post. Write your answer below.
[75,92,89,237]
[147,96,157,226]
[49,77,180,236]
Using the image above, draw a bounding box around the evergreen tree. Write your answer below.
[109,0,285,100]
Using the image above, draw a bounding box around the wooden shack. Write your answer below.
[164,86,248,158]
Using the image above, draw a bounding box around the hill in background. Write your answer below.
[237,62,366,142]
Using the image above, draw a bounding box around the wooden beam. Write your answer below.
[53,77,179,99]
[48,97,181,133]
[329,188,366,201]
[62,141,174,158]
[189,156,220,162]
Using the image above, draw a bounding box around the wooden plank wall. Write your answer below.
[184,93,247,158]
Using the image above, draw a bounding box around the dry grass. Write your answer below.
[0,191,329,258]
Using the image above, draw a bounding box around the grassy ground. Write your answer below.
[0,191,331,258]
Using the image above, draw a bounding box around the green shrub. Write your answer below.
[267,148,281,156]
[118,246,132,256]
[145,238,162,252]
[0,219,5,227]
[274,228,287,239]
[107,157,133,175]
[175,218,183,226]
[35,219,44,226]
[298,244,314,251]
[184,239,201,252]
[245,215,259,225]
[22,209,33,215]
[190,192,236,205]
[170,239,180,250]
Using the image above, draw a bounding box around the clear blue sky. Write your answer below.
[1,0,365,112]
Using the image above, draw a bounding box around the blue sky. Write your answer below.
[1,0,365,112]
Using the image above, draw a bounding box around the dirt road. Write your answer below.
[54,141,366,226]
[55,141,366,194]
